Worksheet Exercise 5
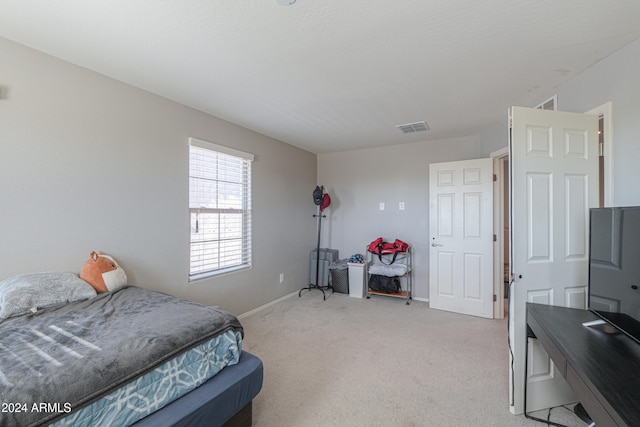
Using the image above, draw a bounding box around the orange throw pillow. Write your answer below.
[80,251,127,293]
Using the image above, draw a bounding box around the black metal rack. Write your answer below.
[299,192,333,300]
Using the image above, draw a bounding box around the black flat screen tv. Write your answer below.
[589,206,640,344]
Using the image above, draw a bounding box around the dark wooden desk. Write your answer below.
[526,303,640,427]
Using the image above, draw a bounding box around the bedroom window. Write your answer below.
[188,137,253,280]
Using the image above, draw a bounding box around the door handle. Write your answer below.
[431,242,443,247]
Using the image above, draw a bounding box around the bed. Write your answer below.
[0,274,263,427]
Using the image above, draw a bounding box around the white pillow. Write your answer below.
[368,263,409,277]
[0,272,97,320]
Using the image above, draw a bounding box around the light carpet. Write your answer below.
[240,291,586,427]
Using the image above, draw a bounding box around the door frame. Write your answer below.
[586,101,613,207]
[491,146,509,319]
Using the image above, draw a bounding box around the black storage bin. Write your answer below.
[329,259,349,294]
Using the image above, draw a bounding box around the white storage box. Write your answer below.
[347,262,366,298]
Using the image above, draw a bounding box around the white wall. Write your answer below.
[318,136,484,300]
[0,37,317,315]
[319,37,640,303]
[481,37,640,207]
[552,37,640,207]
[4,33,637,313]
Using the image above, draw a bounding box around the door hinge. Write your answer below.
[493,234,497,242]
[493,294,497,302]
[493,174,497,182]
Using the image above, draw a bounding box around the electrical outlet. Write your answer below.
[279,273,284,283]
[399,202,405,210]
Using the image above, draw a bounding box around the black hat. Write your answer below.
[313,186,323,206]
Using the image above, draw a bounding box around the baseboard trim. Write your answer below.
[239,292,429,319]
[238,290,298,319]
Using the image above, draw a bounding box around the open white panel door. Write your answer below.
[510,106,598,414]
[429,158,494,319]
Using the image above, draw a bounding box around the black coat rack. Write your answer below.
[299,186,333,300]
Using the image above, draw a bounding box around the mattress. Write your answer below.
[50,330,242,427]
[0,286,244,427]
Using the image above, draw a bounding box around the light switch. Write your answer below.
[399,202,405,210]
[379,202,385,211]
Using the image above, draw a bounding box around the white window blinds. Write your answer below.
[188,138,253,280]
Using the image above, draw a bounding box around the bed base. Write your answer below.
[223,402,252,427]
[133,351,263,427]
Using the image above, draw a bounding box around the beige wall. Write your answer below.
[0,37,317,315]
[317,136,484,300]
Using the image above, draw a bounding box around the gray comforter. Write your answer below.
[0,286,243,427]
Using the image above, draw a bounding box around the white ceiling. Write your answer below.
[1,1,639,154]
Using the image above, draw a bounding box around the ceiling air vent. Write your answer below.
[396,121,430,134]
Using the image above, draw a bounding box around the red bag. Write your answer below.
[393,239,409,253]
[367,237,383,253]
[367,238,409,264]
[379,242,397,254]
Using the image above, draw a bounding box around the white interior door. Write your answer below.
[509,106,598,414]
[428,158,494,319]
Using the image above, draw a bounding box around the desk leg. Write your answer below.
[523,326,571,427]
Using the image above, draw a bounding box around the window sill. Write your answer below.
[189,264,251,283]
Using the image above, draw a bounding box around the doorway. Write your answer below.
[502,157,509,317]
[586,101,613,207]
[492,147,509,319]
